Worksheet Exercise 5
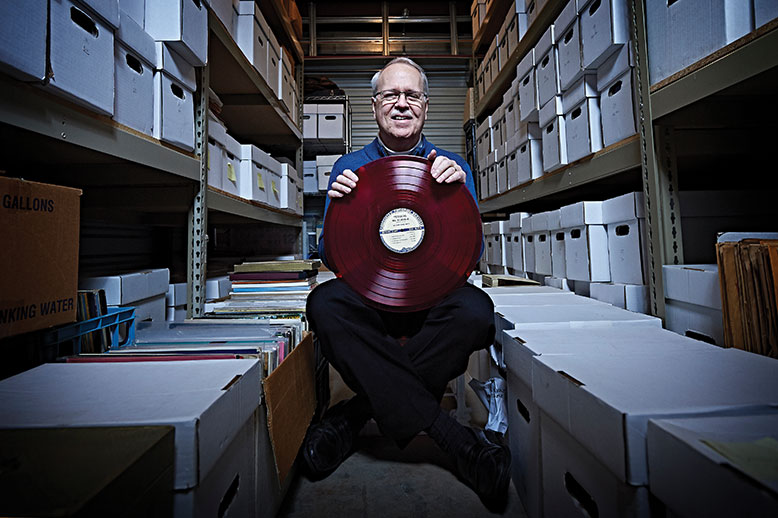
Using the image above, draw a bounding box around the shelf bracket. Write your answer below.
[187,66,210,319]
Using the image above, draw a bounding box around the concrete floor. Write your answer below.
[276,434,528,518]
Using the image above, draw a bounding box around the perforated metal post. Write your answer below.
[187,65,210,318]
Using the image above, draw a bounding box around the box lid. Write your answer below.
[517,48,536,79]
[303,103,318,114]
[536,24,556,57]
[532,211,549,232]
[547,209,563,230]
[493,104,505,121]
[222,131,242,159]
[560,200,604,227]
[166,282,187,307]
[602,191,645,224]
[538,96,563,127]
[597,44,633,92]
[555,0,579,32]
[154,43,196,91]
[561,73,598,113]
[79,268,170,306]
[0,360,262,490]
[509,211,526,230]
[81,0,120,29]
[240,144,281,174]
[662,264,722,310]
[117,10,156,66]
[532,346,778,485]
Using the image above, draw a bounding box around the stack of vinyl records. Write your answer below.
[205,259,321,322]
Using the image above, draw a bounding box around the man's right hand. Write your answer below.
[328,169,359,199]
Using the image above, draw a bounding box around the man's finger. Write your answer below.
[426,149,438,162]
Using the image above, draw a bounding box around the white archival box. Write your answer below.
[663,263,724,345]
[539,96,568,172]
[556,0,584,90]
[48,0,115,116]
[153,43,196,151]
[589,282,649,313]
[79,268,170,306]
[236,1,270,82]
[517,49,539,122]
[302,104,317,139]
[533,211,553,276]
[516,122,543,183]
[238,144,270,205]
[578,0,629,70]
[145,0,208,66]
[532,346,778,486]
[548,209,567,278]
[0,1,47,81]
[535,24,561,108]
[220,131,242,197]
[114,10,156,136]
[522,214,537,273]
[602,191,648,284]
[755,0,778,28]
[0,360,262,514]
[647,411,778,518]
[561,201,610,282]
[562,74,602,163]
[118,293,166,321]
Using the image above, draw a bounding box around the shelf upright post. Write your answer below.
[309,2,317,57]
[631,0,680,319]
[449,1,459,56]
[187,65,210,319]
[382,2,390,56]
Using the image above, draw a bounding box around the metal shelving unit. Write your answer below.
[471,1,778,320]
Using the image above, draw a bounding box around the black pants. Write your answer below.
[306,278,496,444]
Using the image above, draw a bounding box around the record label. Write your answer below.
[379,208,425,254]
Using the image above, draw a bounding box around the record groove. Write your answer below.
[324,155,482,312]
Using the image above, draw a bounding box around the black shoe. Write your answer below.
[301,401,361,479]
[455,429,511,511]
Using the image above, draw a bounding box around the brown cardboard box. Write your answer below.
[0,177,81,338]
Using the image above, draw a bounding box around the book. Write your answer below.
[231,278,316,288]
[233,259,321,273]
[229,270,317,281]
[231,283,316,292]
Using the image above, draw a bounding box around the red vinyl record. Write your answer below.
[324,155,482,312]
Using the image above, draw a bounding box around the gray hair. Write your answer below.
[371,57,429,96]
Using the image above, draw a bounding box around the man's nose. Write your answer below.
[394,93,410,109]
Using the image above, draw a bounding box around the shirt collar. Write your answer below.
[374,134,428,158]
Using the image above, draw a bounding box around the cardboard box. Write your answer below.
[0,360,262,495]
[0,1,47,81]
[603,192,648,284]
[48,0,115,116]
[646,0,753,84]
[0,426,174,517]
[647,412,778,518]
[145,0,208,66]
[548,210,566,278]
[579,0,629,70]
[153,43,196,151]
[556,0,584,90]
[318,104,345,140]
[517,49,539,122]
[522,215,537,273]
[516,123,543,183]
[266,167,283,208]
[280,172,303,215]
[545,276,573,291]
[302,104,317,139]
[80,268,170,306]
[207,138,224,189]
[663,264,723,344]
[81,0,120,28]
[561,201,610,282]
[166,282,188,308]
[121,0,145,28]
[278,48,295,112]
[221,131,243,197]
[590,282,649,313]
[539,96,568,172]
[236,1,271,82]
[755,0,778,28]
[0,178,82,339]
[471,0,486,40]
[562,74,602,163]
[541,410,653,518]
[506,368,542,518]
[206,275,231,300]
[115,292,166,322]
[239,147,270,205]
[114,10,156,136]
[317,165,332,191]
[533,212,553,275]
[535,24,561,108]
[505,144,520,190]
[532,346,778,486]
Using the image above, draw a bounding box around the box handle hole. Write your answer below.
[125,53,143,75]
[170,83,185,100]
[608,80,623,97]
[539,234,547,242]
[564,472,599,518]
[70,7,98,38]
[615,224,630,236]
[516,397,531,423]
[556,232,565,241]
[589,0,602,16]
[571,107,582,120]
[217,474,239,518]
[570,228,582,239]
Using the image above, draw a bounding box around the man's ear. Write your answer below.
[371,97,377,120]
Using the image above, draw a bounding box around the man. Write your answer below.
[304,57,510,506]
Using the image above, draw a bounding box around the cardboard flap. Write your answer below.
[262,333,316,486]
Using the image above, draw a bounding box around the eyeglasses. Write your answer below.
[374,90,428,106]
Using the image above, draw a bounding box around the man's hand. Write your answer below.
[328,169,359,199]
[427,149,466,184]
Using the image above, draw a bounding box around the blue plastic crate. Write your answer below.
[42,307,136,354]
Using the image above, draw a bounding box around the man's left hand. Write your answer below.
[427,149,466,184]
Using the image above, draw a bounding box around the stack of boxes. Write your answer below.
[80,268,170,322]
[663,264,724,345]
[316,155,341,192]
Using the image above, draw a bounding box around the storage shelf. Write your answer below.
[649,20,778,120]
[478,135,641,215]
[263,0,305,63]
[208,14,302,155]
[0,74,200,182]
[472,0,509,54]
[207,188,303,227]
[474,0,565,119]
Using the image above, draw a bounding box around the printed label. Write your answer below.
[379,208,425,254]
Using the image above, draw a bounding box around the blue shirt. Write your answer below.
[318,135,480,270]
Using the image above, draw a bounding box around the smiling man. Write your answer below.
[303,58,510,509]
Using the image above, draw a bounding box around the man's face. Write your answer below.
[372,63,428,148]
